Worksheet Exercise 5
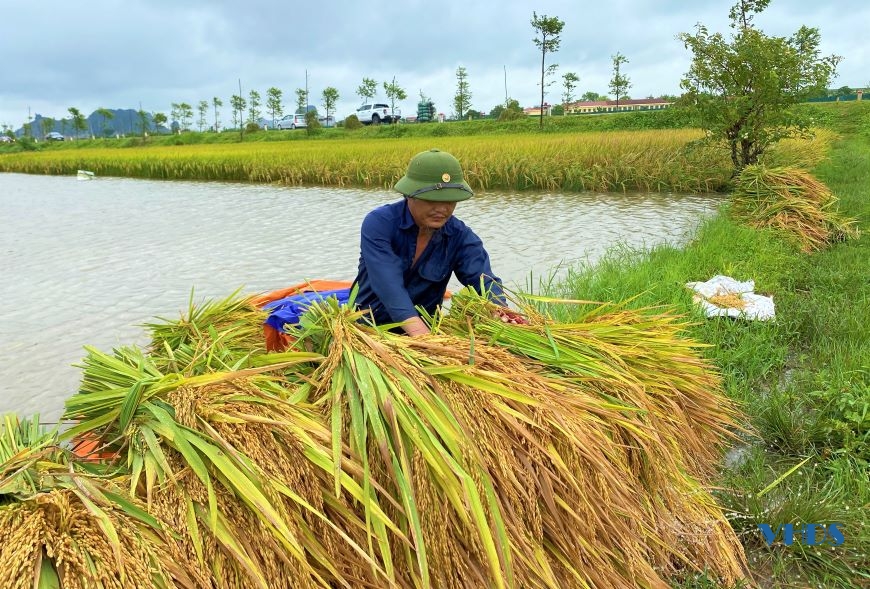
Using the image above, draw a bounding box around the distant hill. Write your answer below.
[14,109,169,139]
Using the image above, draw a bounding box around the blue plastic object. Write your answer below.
[263,288,352,332]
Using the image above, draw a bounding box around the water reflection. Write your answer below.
[0,173,722,419]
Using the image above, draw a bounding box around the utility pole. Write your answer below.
[239,78,244,140]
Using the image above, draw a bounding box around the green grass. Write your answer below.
[528,102,870,587]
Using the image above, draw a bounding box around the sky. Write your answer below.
[1,0,867,130]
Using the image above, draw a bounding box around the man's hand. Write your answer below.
[402,316,431,337]
[492,306,529,325]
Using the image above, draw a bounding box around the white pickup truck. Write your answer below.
[355,103,401,125]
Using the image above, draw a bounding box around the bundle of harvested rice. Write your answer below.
[440,290,741,482]
[731,164,859,252]
[144,289,269,375]
[66,347,385,589]
[288,296,748,587]
[59,290,750,588]
[0,415,204,589]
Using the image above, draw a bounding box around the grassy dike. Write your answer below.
[539,103,869,587]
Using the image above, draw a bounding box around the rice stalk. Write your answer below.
[731,165,859,252]
[0,414,204,589]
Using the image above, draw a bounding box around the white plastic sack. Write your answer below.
[685,275,775,321]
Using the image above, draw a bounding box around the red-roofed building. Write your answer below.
[564,97,674,114]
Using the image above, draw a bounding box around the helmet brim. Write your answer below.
[395,175,473,202]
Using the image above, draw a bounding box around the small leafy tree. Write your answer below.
[498,98,524,122]
[247,90,262,126]
[96,108,114,136]
[561,72,579,114]
[321,86,339,127]
[678,0,841,171]
[608,53,631,110]
[136,110,149,136]
[212,96,223,131]
[40,117,54,139]
[152,112,168,132]
[295,88,307,114]
[531,12,565,128]
[170,103,181,127]
[230,94,246,129]
[384,77,407,123]
[344,114,363,130]
[356,77,377,106]
[304,111,322,135]
[196,100,208,132]
[179,103,193,131]
[67,107,87,138]
[581,91,607,102]
[266,87,283,128]
[453,66,472,119]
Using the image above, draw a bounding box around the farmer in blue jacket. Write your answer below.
[353,149,525,336]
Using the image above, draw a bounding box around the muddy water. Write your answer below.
[0,173,722,420]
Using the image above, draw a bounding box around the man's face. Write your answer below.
[407,197,457,231]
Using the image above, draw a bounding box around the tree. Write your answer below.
[835,85,852,97]
[561,72,579,114]
[295,88,307,114]
[498,98,524,121]
[196,101,208,132]
[453,66,472,120]
[266,87,283,128]
[96,108,114,136]
[321,86,339,127]
[580,91,607,102]
[678,0,841,171]
[212,97,223,132]
[40,117,54,139]
[179,103,193,131]
[248,90,262,126]
[356,77,377,106]
[67,107,87,138]
[608,53,631,110]
[230,94,246,129]
[136,109,149,136]
[531,12,565,128]
[170,103,181,127]
[383,77,407,124]
[304,111,322,136]
[153,112,168,132]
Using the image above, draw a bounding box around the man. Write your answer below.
[353,148,525,336]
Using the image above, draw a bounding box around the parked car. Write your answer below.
[45,131,65,141]
[276,114,307,130]
[355,103,401,125]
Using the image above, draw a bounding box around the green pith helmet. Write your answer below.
[394,149,474,202]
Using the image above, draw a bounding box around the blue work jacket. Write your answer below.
[353,199,504,325]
